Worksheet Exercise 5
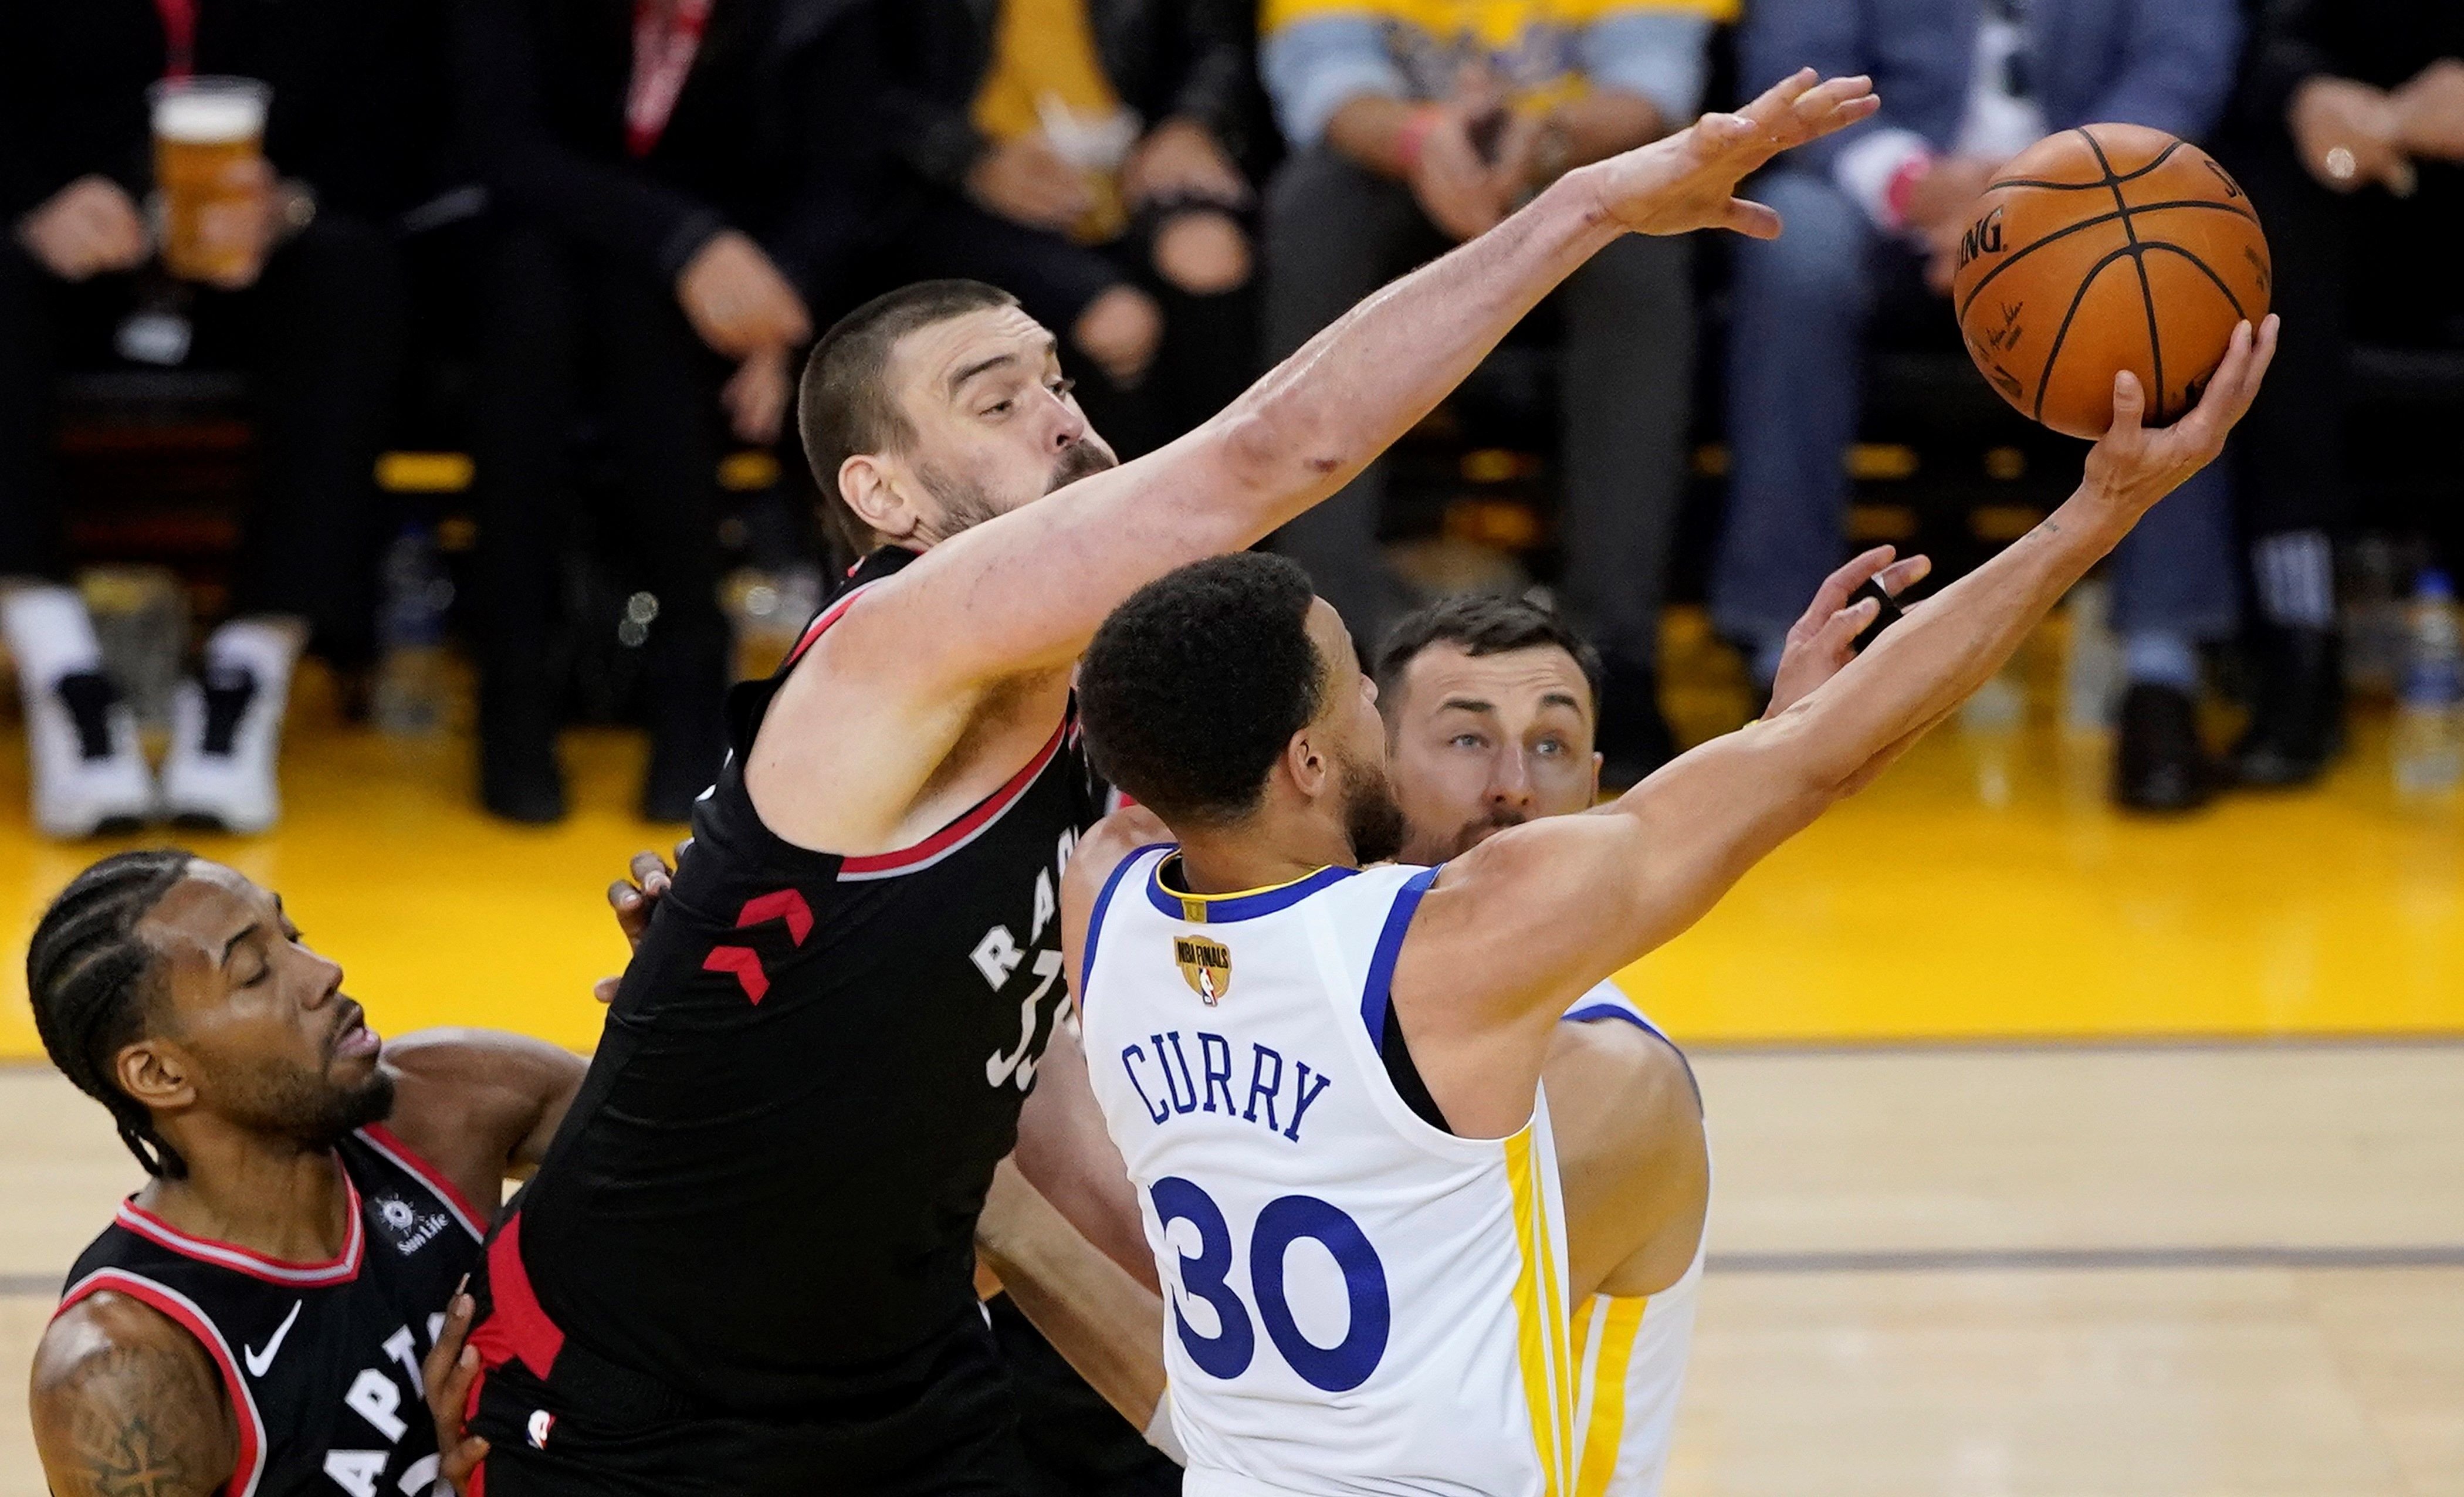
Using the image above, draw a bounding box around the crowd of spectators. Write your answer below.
[2,0,2458,835]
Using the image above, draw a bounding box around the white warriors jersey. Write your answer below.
[1080,846,1580,1497]
[1556,985,1704,1497]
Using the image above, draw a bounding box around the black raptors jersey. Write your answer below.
[55,1127,485,1497]
[504,546,1107,1413]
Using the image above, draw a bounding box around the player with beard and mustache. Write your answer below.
[25,851,590,1497]
[440,72,1883,1497]
[1363,546,1923,1495]
[1060,297,2267,1484]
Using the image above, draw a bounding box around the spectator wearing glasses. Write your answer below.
[1257,0,1731,786]
[2217,0,2464,787]
[2,0,442,836]
[868,0,1263,469]
[453,0,876,823]
[1718,0,2249,811]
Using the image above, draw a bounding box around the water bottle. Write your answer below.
[2392,570,2463,797]
[373,522,455,736]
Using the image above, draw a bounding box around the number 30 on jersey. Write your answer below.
[1152,1177,1390,1392]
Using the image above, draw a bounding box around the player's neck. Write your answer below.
[134,1130,355,1263]
[1175,819,1355,896]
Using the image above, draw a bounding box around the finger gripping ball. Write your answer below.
[1951,124,2270,439]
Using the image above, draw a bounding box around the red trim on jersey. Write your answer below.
[59,1268,268,1497]
[780,578,884,670]
[356,1125,488,1242]
[115,1171,365,1286]
[468,1212,564,1381]
[837,718,1068,879]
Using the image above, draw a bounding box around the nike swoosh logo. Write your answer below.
[243,1299,302,1379]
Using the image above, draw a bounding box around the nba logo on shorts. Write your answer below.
[1174,936,1231,1005]
[527,1409,556,1449]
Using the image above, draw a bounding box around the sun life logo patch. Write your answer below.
[1174,936,1231,1005]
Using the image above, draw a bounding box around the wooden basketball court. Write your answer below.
[1,639,2458,1493]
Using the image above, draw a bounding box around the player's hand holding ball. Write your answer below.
[2080,314,2276,525]
[1591,69,1880,239]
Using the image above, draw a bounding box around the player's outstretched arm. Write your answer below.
[32,1293,235,1497]
[830,72,1879,698]
[1399,319,2279,1034]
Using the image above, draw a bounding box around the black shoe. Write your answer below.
[480,695,566,825]
[2231,625,2343,788]
[1597,655,1677,791]
[2113,683,2219,813]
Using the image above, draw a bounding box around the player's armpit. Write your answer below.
[1546,1021,1710,1302]
[32,1293,236,1497]
[380,1028,590,1207]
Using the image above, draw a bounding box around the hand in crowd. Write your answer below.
[1902,155,2001,294]
[15,175,148,282]
[2081,316,2277,524]
[1410,103,1518,241]
[1073,283,1163,385]
[2392,57,2464,162]
[1593,69,1879,239]
[723,346,792,445]
[1763,545,1934,719]
[594,844,685,1002]
[2289,76,2415,194]
[968,133,1095,233]
[675,230,810,359]
[1122,117,1250,211]
[1150,208,1250,295]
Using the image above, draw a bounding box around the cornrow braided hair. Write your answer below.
[28,849,196,1177]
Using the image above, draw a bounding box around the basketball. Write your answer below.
[1951,123,2270,440]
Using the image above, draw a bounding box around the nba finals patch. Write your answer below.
[1175,936,1232,1005]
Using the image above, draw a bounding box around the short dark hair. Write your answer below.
[1079,554,1326,827]
[797,279,1020,558]
[28,849,195,1177]
[1373,592,1604,719]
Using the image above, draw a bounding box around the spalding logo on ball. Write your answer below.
[1952,123,2270,439]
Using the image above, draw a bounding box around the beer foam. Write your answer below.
[155,92,265,143]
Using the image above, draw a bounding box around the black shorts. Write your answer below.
[464,1218,1032,1497]
[469,1319,1031,1497]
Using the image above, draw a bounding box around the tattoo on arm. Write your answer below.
[38,1337,232,1497]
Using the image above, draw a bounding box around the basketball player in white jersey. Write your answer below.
[1370,547,1928,1496]
[1056,316,2273,1494]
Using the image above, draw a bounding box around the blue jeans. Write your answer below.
[1713,170,2239,661]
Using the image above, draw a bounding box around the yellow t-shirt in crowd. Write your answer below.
[971,0,1133,242]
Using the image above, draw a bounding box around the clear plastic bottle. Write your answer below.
[373,522,455,736]
[2392,570,2463,798]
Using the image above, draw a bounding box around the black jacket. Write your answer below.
[452,0,881,293]
[2238,0,2464,134]
[876,0,1259,194]
[2,0,446,224]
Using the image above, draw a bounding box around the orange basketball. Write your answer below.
[1950,124,2270,440]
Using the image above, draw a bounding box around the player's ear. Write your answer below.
[1284,724,1332,801]
[839,455,919,541]
[116,1039,197,1113]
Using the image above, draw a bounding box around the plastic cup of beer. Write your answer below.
[150,76,272,283]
